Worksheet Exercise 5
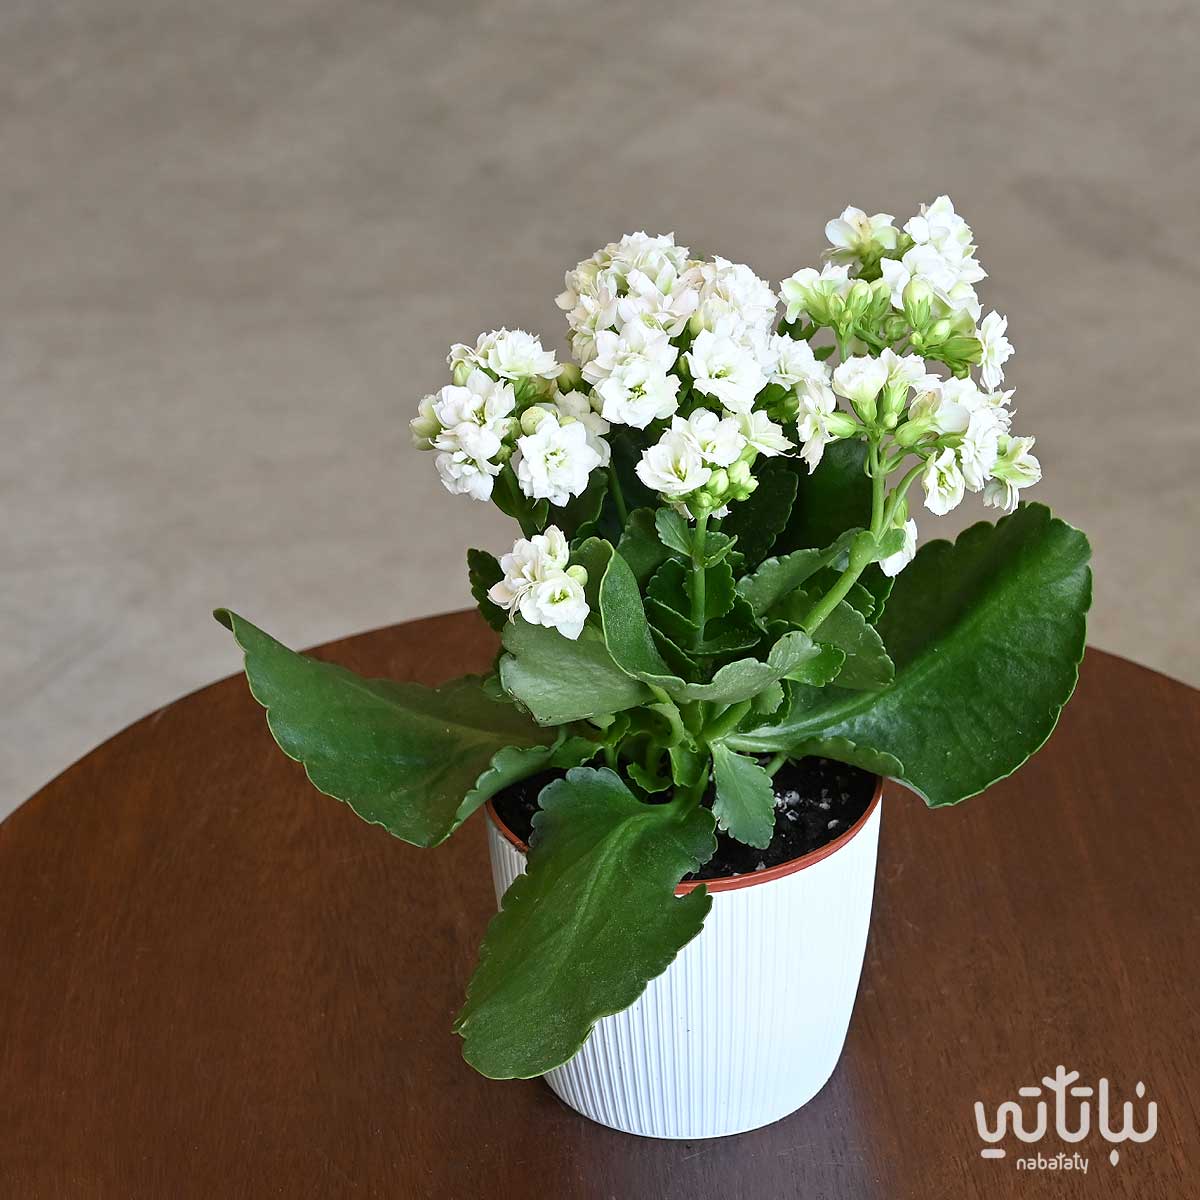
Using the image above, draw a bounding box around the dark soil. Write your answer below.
[489,757,877,882]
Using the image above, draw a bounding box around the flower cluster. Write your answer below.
[411,198,1042,634]
[486,526,589,640]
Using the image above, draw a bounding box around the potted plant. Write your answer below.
[217,198,1091,1139]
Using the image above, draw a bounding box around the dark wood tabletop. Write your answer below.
[2,612,1197,1199]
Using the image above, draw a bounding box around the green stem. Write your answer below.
[881,461,925,531]
[702,699,752,744]
[690,511,709,650]
[608,462,628,525]
[766,752,789,778]
[798,438,888,633]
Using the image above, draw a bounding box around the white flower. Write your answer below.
[795,380,844,471]
[674,408,746,466]
[942,376,1013,433]
[584,323,680,428]
[879,518,918,578]
[482,328,559,380]
[769,335,830,389]
[978,311,1013,390]
[779,263,851,324]
[435,450,502,501]
[904,195,976,261]
[488,527,589,640]
[513,414,603,506]
[921,447,965,515]
[879,348,928,392]
[983,435,1042,512]
[429,369,515,464]
[737,409,794,456]
[560,277,620,365]
[686,257,778,337]
[880,243,985,320]
[616,263,699,338]
[557,232,689,313]
[908,379,970,435]
[832,355,890,417]
[958,405,1004,492]
[488,527,572,610]
[553,389,611,467]
[686,329,769,414]
[824,206,899,265]
[520,573,590,640]
[636,427,712,497]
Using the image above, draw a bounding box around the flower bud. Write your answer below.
[706,468,730,497]
[929,318,953,343]
[557,362,582,392]
[451,360,473,386]
[845,280,873,319]
[902,279,933,330]
[409,396,440,447]
[894,416,931,448]
[728,460,752,488]
[519,405,553,436]
[826,412,859,438]
[565,565,588,587]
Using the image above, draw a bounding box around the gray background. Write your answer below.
[3,0,1198,819]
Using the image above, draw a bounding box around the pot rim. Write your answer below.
[484,771,884,895]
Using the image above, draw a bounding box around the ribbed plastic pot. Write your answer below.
[483,777,883,1139]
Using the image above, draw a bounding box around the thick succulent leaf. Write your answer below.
[727,505,1092,806]
[675,631,843,704]
[777,439,872,554]
[711,744,776,849]
[499,620,652,724]
[616,508,671,585]
[776,593,894,690]
[737,530,858,616]
[598,549,686,691]
[858,565,893,623]
[774,736,902,779]
[654,507,693,556]
[215,610,554,847]
[460,736,600,825]
[719,458,799,565]
[467,548,507,632]
[648,558,736,624]
[455,768,715,1078]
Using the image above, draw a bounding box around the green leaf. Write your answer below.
[462,736,600,823]
[775,594,894,691]
[727,505,1092,806]
[467,548,507,632]
[214,610,553,847]
[778,439,871,554]
[675,630,843,704]
[598,549,684,691]
[718,458,799,565]
[499,620,652,724]
[655,507,693,557]
[773,736,902,780]
[455,768,715,1078]
[616,508,670,585]
[736,530,858,617]
[711,744,776,849]
[648,558,735,624]
[557,471,608,542]
[859,566,894,624]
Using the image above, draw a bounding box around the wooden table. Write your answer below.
[2,612,1197,1198]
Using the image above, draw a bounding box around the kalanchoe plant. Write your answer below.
[218,198,1091,1081]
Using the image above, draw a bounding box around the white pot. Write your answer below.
[483,779,883,1140]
